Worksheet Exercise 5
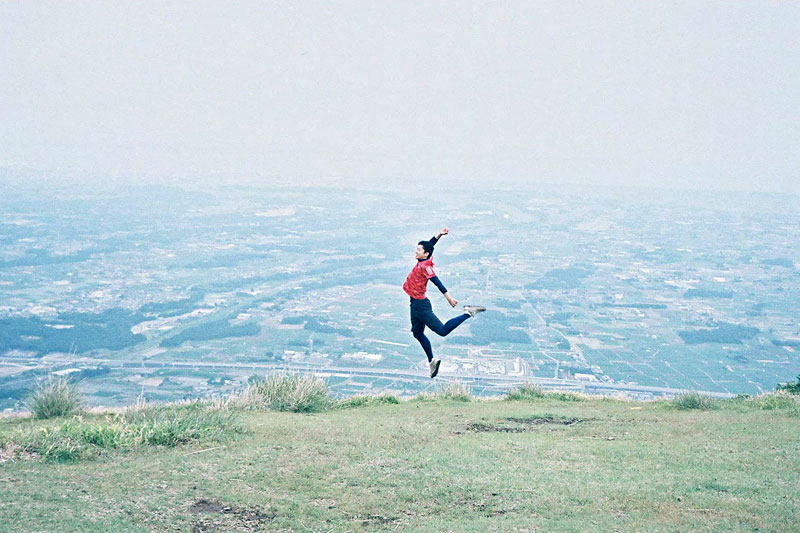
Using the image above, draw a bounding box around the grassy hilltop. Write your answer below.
[1,377,799,532]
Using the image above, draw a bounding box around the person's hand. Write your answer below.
[439,227,449,236]
[447,295,458,308]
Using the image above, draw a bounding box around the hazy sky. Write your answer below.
[2,1,798,193]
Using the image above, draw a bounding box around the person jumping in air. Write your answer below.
[403,227,485,378]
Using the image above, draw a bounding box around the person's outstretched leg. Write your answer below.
[410,298,470,378]
[423,309,470,337]
[421,310,466,379]
[411,318,434,363]
[412,318,441,377]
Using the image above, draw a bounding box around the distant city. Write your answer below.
[1,173,798,410]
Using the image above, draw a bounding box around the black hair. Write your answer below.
[418,239,434,258]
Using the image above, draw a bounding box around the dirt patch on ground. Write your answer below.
[466,416,583,433]
[0,443,39,462]
[454,494,519,517]
[467,423,528,433]
[348,513,402,526]
[190,498,275,532]
[506,416,583,426]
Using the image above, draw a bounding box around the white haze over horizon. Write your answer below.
[1,1,798,195]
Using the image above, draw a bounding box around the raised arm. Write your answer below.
[432,227,449,243]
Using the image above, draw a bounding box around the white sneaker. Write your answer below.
[429,359,441,378]
[463,305,486,318]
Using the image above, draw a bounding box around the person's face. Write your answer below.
[415,244,429,260]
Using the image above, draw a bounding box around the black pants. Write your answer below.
[410,297,470,362]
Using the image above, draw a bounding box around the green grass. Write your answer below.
[505,382,586,402]
[24,376,84,419]
[335,394,400,409]
[434,378,473,402]
[736,391,800,415]
[1,401,245,462]
[234,372,332,412]
[409,379,473,403]
[1,391,798,531]
[668,392,718,410]
[505,382,547,400]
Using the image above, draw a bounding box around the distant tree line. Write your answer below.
[160,318,261,347]
[139,288,206,317]
[762,258,794,268]
[684,289,733,299]
[448,310,531,345]
[280,315,353,337]
[525,264,595,291]
[677,322,759,344]
[0,309,146,355]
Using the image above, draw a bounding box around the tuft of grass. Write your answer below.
[504,383,586,402]
[124,402,243,446]
[79,421,127,449]
[336,394,400,409]
[3,400,245,462]
[434,379,472,402]
[544,391,586,402]
[505,383,546,401]
[25,376,84,419]
[234,372,332,412]
[408,392,437,402]
[742,391,800,415]
[16,420,90,462]
[669,392,717,410]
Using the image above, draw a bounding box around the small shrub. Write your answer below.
[776,375,800,395]
[505,383,546,401]
[435,379,472,402]
[670,392,717,410]
[336,395,400,409]
[25,376,84,419]
[235,372,332,412]
[745,391,800,414]
[546,391,586,402]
